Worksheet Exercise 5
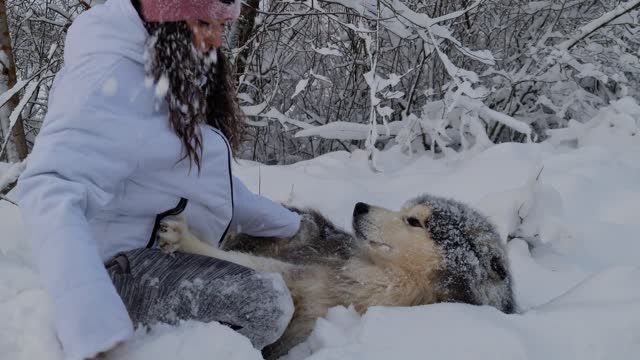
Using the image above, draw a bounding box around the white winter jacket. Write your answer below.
[15,0,300,359]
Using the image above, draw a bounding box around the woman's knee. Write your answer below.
[263,272,295,337]
[240,272,294,349]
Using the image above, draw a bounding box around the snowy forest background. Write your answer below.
[1,0,639,174]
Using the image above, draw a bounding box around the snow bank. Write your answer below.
[107,321,262,360]
[547,96,640,149]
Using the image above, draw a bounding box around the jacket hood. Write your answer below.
[64,0,148,65]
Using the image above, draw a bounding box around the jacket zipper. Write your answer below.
[209,127,234,244]
[146,128,234,248]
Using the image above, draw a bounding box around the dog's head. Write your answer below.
[352,194,515,314]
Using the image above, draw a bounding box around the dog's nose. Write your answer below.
[353,202,369,216]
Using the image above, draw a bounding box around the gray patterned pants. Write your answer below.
[105,248,294,349]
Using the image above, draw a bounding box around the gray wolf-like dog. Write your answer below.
[158,194,515,359]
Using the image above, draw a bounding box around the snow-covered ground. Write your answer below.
[1,98,639,359]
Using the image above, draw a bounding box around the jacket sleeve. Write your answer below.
[16,68,137,359]
[231,176,301,238]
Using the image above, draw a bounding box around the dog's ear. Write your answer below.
[490,256,508,281]
[282,204,299,212]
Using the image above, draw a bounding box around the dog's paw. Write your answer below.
[158,216,188,254]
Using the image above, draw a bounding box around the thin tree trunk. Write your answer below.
[0,0,28,161]
[233,0,260,79]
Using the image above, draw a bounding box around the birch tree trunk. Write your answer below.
[0,0,28,162]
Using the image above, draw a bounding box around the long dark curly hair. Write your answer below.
[141,19,245,172]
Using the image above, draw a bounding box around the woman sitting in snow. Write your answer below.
[16,0,303,359]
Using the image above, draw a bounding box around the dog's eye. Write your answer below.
[406,217,422,228]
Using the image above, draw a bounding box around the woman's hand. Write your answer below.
[289,213,320,244]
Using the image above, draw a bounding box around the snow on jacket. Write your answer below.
[15,0,301,359]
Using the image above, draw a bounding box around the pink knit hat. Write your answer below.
[138,0,241,22]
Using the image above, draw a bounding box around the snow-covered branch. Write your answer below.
[4,0,638,164]
[558,0,640,50]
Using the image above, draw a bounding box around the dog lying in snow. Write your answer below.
[158,194,515,359]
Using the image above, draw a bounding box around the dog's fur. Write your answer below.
[158,194,515,359]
